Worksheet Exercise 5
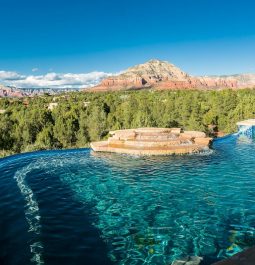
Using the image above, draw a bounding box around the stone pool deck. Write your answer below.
[213,246,255,265]
[236,119,255,126]
[91,128,212,155]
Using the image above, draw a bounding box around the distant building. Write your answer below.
[23,100,29,107]
[48,102,58,110]
[83,101,90,107]
[119,95,129,100]
[53,95,70,102]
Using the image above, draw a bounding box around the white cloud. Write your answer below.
[0,70,113,89]
[32,68,39,72]
[0,71,25,81]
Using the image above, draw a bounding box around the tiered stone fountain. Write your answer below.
[91,128,212,155]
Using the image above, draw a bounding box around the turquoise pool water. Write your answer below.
[0,134,255,265]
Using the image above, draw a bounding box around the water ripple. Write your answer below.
[1,136,255,264]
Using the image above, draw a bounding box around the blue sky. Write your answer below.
[0,0,255,88]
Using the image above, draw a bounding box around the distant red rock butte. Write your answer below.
[0,85,25,98]
[87,59,255,92]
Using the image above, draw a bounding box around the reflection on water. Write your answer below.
[0,134,255,265]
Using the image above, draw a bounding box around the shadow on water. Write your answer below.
[0,159,33,265]
[0,152,113,265]
[26,168,114,265]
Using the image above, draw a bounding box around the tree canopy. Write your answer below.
[1,89,255,157]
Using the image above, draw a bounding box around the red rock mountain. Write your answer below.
[89,59,255,91]
[0,84,25,97]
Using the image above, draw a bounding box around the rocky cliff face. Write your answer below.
[2,60,255,97]
[89,59,254,91]
[0,85,26,97]
[91,59,191,91]
[0,85,80,98]
[217,73,255,88]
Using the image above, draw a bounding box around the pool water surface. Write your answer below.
[0,135,255,265]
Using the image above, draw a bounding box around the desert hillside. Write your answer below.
[89,59,255,91]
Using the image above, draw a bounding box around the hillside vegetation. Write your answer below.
[0,89,255,157]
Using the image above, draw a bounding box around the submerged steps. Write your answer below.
[91,128,212,155]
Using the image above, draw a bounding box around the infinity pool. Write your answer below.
[1,135,255,265]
